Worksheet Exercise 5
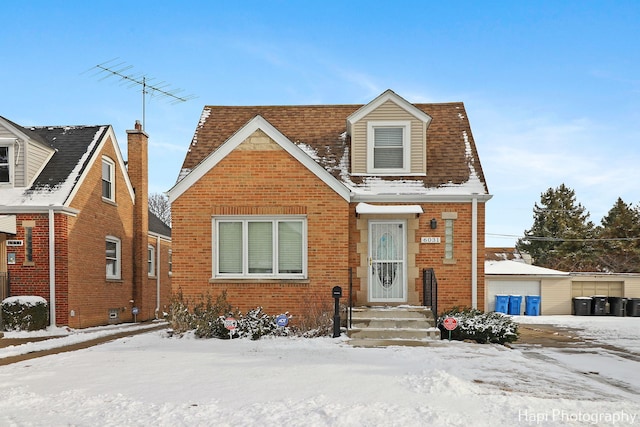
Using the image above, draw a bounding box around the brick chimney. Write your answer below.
[127,120,149,320]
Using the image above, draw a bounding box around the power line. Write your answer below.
[487,233,640,242]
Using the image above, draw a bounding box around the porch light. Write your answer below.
[430,218,438,229]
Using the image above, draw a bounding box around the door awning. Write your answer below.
[355,202,423,215]
[0,215,17,235]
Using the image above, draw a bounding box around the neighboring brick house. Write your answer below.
[168,90,491,320]
[0,117,171,328]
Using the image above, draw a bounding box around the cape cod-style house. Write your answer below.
[168,90,491,324]
[0,117,171,328]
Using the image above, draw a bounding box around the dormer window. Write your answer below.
[0,145,12,184]
[367,121,411,174]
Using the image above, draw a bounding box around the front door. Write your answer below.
[369,221,407,302]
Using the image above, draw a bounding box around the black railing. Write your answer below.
[0,271,9,302]
[348,267,353,329]
[423,268,438,317]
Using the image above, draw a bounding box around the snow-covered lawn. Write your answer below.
[0,316,638,426]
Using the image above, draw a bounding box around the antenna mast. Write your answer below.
[89,59,197,129]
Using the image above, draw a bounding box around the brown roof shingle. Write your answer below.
[180,101,488,194]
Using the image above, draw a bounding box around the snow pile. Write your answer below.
[0,317,638,425]
[2,296,47,307]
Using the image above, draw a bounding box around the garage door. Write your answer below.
[487,280,541,313]
[571,281,623,297]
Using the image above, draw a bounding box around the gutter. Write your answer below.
[471,194,478,309]
[156,234,160,319]
[48,209,56,326]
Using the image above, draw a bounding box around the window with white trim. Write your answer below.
[367,121,411,174]
[106,236,121,279]
[102,157,115,201]
[0,145,12,184]
[214,217,306,278]
[147,245,155,276]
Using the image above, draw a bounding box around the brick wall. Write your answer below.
[65,134,136,328]
[172,139,350,323]
[147,235,172,319]
[348,201,486,313]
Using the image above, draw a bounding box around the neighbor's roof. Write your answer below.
[1,125,110,207]
[485,260,569,276]
[178,100,488,196]
[148,210,171,238]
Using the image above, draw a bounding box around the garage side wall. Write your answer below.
[540,278,572,315]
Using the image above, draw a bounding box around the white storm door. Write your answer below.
[369,221,407,302]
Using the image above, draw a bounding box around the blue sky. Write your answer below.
[2,1,639,246]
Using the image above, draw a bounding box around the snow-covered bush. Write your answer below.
[167,289,291,339]
[1,296,49,331]
[437,307,519,344]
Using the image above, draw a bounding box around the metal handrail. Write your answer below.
[422,268,438,317]
[0,271,9,302]
[348,267,353,329]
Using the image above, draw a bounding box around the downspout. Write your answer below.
[471,194,478,309]
[48,209,56,326]
[156,234,160,319]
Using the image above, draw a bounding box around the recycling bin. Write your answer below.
[525,295,541,316]
[495,295,509,314]
[607,296,625,317]
[572,297,591,316]
[591,295,607,316]
[627,298,640,317]
[508,295,523,315]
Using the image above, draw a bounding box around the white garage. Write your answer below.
[485,260,569,315]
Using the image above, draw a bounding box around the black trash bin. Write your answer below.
[572,297,591,316]
[608,297,625,317]
[591,296,607,315]
[627,298,640,317]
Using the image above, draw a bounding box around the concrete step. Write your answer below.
[347,306,441,347]
[349,327,441,340]
[351,306,434,320]
[351,318,435,329]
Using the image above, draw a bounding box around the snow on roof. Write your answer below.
[485,260,569,276]
[2,126,106,207]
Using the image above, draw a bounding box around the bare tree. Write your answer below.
[149,192,171,226]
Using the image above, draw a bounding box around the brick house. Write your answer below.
[0,117,171,328]
[168,90,490,320]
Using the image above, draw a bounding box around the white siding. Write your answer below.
[26,141,52,184]
[351,100,426,174]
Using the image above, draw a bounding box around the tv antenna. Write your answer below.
[87,58,197,130]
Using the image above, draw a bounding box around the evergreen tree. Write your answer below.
[517,184,596,271]
[595,198,640,273]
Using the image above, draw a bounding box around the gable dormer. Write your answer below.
[347,90,432,176]
[0,116,55,188]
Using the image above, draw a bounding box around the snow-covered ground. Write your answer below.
[0,316,638,426]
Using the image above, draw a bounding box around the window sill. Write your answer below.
[102,197,118,207]
[106,278,123,283]
[22,261,35,267]
[209,278,310,285]
[443,258,457,265]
